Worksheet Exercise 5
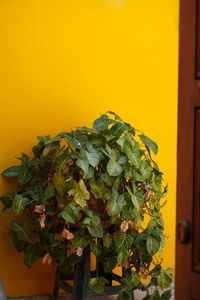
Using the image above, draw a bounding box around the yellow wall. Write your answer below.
[0,0,179,297]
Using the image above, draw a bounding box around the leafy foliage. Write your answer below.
[0,112,172,299]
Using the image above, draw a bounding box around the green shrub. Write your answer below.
[0,112,172,299]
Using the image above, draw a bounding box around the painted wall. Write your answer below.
[0,0,179,297]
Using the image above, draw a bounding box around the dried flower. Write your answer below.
[42,253,52,265]
[61,228,74,240]
[120,220,129,232]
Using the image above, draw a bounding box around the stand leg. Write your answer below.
[82,247,90,300]
[97,260,113,286]
[72,257,84,300]
[51,272,60,300]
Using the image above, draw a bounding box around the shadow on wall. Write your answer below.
[0,279,7,300]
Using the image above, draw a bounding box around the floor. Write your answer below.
[9,286,175,300]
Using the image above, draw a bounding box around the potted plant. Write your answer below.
[0,112,172,299]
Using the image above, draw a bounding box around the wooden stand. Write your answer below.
[52,247,134,300]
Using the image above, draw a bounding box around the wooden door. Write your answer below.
[176,0,200,299]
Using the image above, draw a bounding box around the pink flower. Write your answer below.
[39,214,46,229]
[76,247,83,257]
[34,204,45,214]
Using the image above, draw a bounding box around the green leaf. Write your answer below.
[103,257,117,272]
[1,165,20,177]
[107,189,125,216]
[91,215,101,226]
[99,174,113,189]
[73,130,90,146]
[24,244,46,267]
[130,271,140,287]
[24,250,38,268]
[152,173,162,192]
[151,290,161,300]
[112,177,121,190]
[59,203,80,223]
[158,235,166,254]
[83,166,94,179]
[107,160,123,177]
[83,211,101,226]
[116,137,125,148]
[53,172,66,196]
[106,111,122,121]
[12,194,29,216]
[139,134,158,155]
[107,149,123,176]
[143,290,161,300]
[17,164,32,186]
[87,224,103,238]
[56,155,69,174]
[76,158,89,173]
[42,143,56,156]
[146,220,157,233]
[86,209,98,218]
[107,122,127,137]
[115,232,133,252]
[68,253,84,265]
[10,221,31,242]
[149,264,162,276]
[132,170,144,182]
[160,290,172,300]
[117,156,127,165]
[153,212,164,230]
[117,250,128,264]
[92,242,102,256]
[123,140,141,168]
[37,135,51,143]
[86,144,100,167]
[9,231,27,251]
[103,233,113,248]
[142,296,152,300]
[72,235,92,248]
[0,193,13,213]
[146,235,161,256]
[117,288,132,300]
[157,268,173,289]
[19,153,29,165]
[59,210,76,223]
[10,221,24,232]
[89,177,110,200]
[162,185,168,198]
[42,183,56,201]
[68,179,90,207]
[93,114,115,130]
[126,186,143,210]
[140,160,152,179]
[89,277,109,293]
[124,208,144,227]
[82,216,91,225]
[59,132,80,148]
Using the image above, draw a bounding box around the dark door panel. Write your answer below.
[177,0,200,299]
